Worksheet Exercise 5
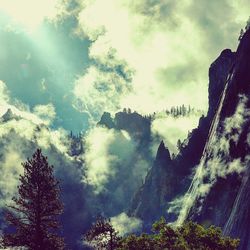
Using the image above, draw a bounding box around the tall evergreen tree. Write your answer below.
[2,149,65,250]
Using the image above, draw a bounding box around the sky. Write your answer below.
[0,0,249,133]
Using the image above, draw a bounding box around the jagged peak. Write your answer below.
[156,140,171,162]
[97,112,115,129]
[1,108,21,122]
[220,48,234,57]
[158,140,165,150]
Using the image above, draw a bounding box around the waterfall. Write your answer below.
[175,66,235,226]
[223,168,249,235]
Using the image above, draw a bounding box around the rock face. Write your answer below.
[184,28,250,250]
[208,49,236,119]
[129,141,174,227]
[129,39,235,227]
[98,110,151,146]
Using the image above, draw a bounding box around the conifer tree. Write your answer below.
[2,149,65,250]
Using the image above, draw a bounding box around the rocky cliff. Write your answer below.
[180,27,250,250]
[129,37,236,230]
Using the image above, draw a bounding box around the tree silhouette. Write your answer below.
[2,149,65,250]
[83,216,121,250]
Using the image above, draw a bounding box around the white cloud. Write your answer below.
[71,0,250,123]
[33,103,56,125]
[110,212,142,236]
[83,126,135,193]
[73,66,132,123]
[0,0,64,32]
[0,80,71,153]
[151,111,202,154]
[0,143,24,207]
[0,81,9,104]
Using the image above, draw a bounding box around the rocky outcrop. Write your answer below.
[208,49,236,119]
[98,110,151,146]
[129,141,175,227]
[186,28,250,250]
[97,112,115,129]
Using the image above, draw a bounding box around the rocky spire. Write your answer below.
[97,112,115,129]
[156,140,171,163]
[1,108,20,122]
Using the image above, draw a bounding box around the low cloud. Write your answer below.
[0,142,24,207]
[110,212,142,236]
[0,81,9,105]
[171,95,250,225]
[151,111,203,154]
[83,126,135,193]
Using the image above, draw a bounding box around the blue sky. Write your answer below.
[0,0,249,133]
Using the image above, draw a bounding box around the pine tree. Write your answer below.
[2,149,65,250]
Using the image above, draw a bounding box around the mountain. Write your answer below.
[183,27,250,250]
[129,47,236,227]
[130,26,250,249]
[129,141,175,228]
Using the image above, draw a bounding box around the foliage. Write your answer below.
[118,217,239,250]
[83,216,121,250]
[2,149,65,250]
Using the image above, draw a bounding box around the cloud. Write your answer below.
[110,212,142,236]
[171,95,250,225]
[0,142,24,207]
[33,103,56,125]
[0,81,9,104]
[151,111,203,154]
[83,126,135,193]
[0,81,76,205]
[0,81,70,156]
[0,0,64,32]
[0,5,90,132]
[0,81,43,124]
[70,0,250,124]
[73,65,132,123]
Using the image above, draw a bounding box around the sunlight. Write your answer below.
[0,0,60,31]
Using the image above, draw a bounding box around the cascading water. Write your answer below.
[223,168,249,235]
[175,66,236,226]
